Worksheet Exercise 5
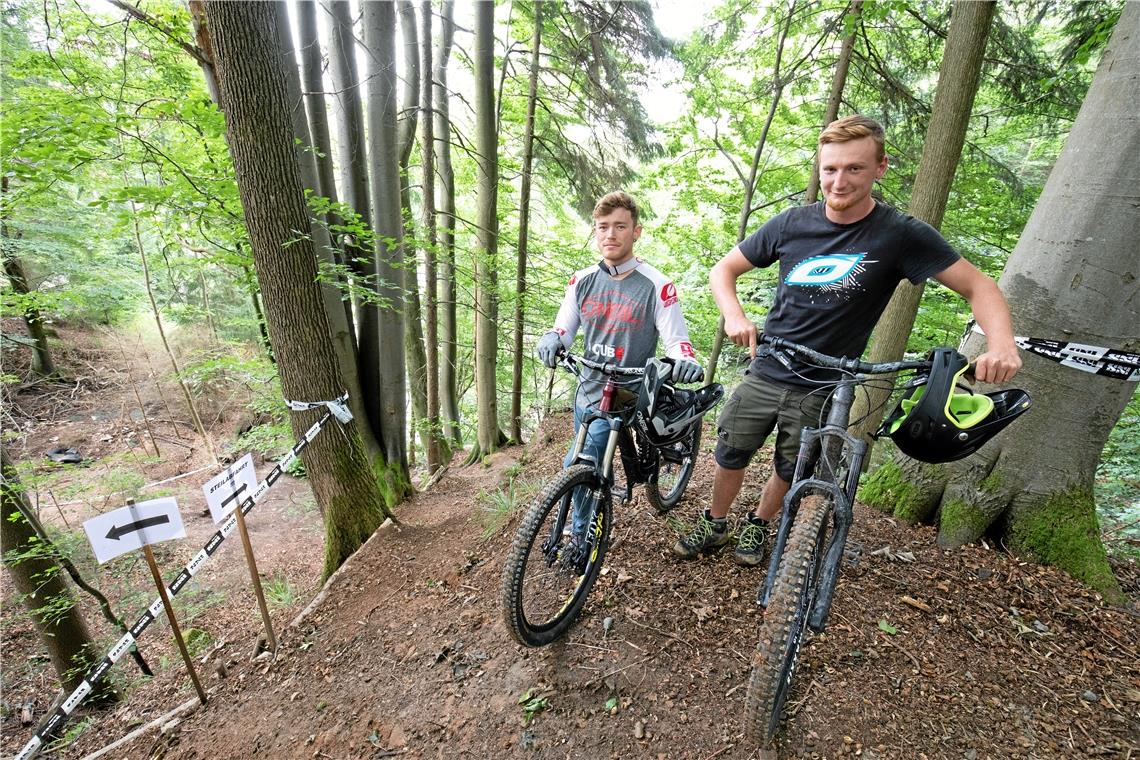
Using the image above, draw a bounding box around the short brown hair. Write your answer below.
[819,115,886,161]
[593,191,639,226]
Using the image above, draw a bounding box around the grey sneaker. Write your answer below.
[672,510,731,559]
[734,516,769,567]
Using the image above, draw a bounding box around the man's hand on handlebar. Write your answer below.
[724,315,758,359]
[672,359,703,384]
[537,331,563,368]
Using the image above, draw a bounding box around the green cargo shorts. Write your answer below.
[714,373,830,480]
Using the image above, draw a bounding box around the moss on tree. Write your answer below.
[859,460,929,523]
[1007,486,1122,602]
[937,498,990,547]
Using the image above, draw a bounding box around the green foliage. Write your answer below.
[1096,389,1140,558]
[476,476,537,539]
[517,688,551,726]
[264,573,299,610]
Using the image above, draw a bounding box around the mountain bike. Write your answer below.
[502,350,724,647]
[742,335,970,743]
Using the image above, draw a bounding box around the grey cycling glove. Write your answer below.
[537,331,563,368]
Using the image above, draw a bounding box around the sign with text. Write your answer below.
[83,498,186,564]
[202,453,258,524]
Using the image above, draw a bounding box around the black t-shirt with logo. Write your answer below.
[739,201,960,387]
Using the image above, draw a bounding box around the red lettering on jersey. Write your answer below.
[568,274,577,286]
[679,342,696,358]
[580,290,645,333]
[660,282,678,308]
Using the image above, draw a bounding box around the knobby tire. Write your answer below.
[744,493,831,745]
[501,464,612,647]
[644,423,700,513]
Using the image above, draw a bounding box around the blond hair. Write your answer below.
[593,191,640,226]
[819,115,886,161]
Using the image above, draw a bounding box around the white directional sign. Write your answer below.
[201,453,258,524]
[83,498,186,564]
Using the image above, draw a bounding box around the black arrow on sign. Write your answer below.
[106,514,171,541]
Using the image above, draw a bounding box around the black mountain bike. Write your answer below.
[743,335,944,744]
[502,351,723,647]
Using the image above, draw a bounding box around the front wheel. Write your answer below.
[743,493,831,745]
[501,464,613,647]
[644,423,700,513]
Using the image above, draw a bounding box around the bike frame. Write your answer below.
[758,377,868,632]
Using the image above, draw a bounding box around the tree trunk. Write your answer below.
[420,0,446,469]
[395,0,433,472]
[707,1,797,383]
[271,1,380,462]
[1,446,112,701]
[2,176,55,377]
[469,0,502,461]
[850,0,996,444]
[363,0,411,484]
[325,0,375,330]
[509,2,542,445]
[435,0,462,447]
[805,0,862,204]
[204,0,391,578]
[297,0,355,338]
[862,3,1139,600]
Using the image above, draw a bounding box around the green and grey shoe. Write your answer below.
[672,510,731,559]
[734,515,769,567]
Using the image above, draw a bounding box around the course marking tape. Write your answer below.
[16,396,350,760]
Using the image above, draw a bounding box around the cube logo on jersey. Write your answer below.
[591,343,625,360]
[581,290,645,334]
[660,282,679,308]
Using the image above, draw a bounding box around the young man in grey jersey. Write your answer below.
[537,191,703,551]
[673,115,1022,566]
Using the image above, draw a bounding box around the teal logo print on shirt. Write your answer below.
[785,253,867,287]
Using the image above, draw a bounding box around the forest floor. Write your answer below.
[1,325,1138,760]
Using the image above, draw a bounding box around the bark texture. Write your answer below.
[2,447,110,699]
[851,0,996,442]
[862,3,1139,599]
[204,0,389,578]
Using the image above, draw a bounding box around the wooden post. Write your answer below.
[140,542,207,705]
[234,503,276,651]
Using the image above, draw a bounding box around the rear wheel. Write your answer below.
[743,494,830,745]
[501,464,613,646]
[644,423,700,513]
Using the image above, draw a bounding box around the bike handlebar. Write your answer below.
[757,333,934,375]
[558,349,646,377]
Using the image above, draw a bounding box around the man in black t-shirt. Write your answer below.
[673,115,1022,566]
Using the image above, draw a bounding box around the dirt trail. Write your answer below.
[2,327,1137,759]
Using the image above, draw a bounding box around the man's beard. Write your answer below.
[826,193,859,211]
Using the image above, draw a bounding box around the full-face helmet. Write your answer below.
[636,359,723,445]
[879,348,1031,463]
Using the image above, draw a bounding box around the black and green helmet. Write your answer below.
[880,348,1031,463]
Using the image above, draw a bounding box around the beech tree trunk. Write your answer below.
[805,0,862,204]
[469,0,503,461]
[2,446,111,700]
[420,0,445,469]
[395,0,434,472]
[2,177,55,377]
[434,0,462,447]
[204,0,391,577]
[363,0,411,488]
[296,0,355,339]
[850,0,996,443]
[325,0,375,328]
[270,1,380,461]
[861,3,1139,600]
[509,2,542,444]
